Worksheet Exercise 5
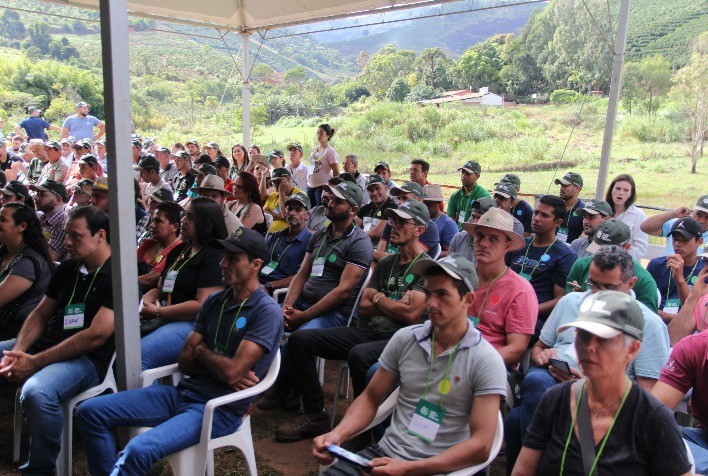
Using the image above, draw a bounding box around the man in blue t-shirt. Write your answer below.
[14,107,60,141]
[640,195,708,256]
[423,184,457,257]
[506,195,577,335]
[61,102,105,142]
[554,171,585,244]
[76,227,283,475]
[647,217,705,323]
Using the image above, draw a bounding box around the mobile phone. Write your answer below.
[549,358,571,375]
[326,444,371,468]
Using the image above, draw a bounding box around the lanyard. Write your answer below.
[214,295,249,351]
[313,232,343,261]
[386,251,425,294]
[68,261,105,305]
[269,235,295,264]
[476,267,508,317]
[560,377,631,476]
[520,237,557,277]
[168,245,200,274]
[666,260,700,302]
[422,332,460,407]
[368,201,386,218]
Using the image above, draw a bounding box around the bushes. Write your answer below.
[619,114,686,142]
[550,89,582,104]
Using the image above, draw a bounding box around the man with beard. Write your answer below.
[61,102,105,142]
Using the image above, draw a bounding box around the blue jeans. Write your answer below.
[140,321,194,370]
[682,427,708,475]
[76,386,242,476]
[0,339,100,476]
[307,186,323,208]
[505,366,558,475]
[294,296,347,330]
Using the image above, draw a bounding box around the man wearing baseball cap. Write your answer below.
[36,141,68,184]
[566,219,660,312]
[313,253,506,473]
[171,150,196,202]
[568,199,613,258]
[305,176,340,234]
[22,139,48,185]
[497,173,533,235]
[641,194,708,256]
[554,171,585,244]
[191,175,243,235]
[506,249,671,471]
[492,181,527,237]
[264,167,302,234]
[267,149,285,168]
[14,106,60,141]
[68,179,93,208]
[0,181,32,207]
[135,154,171,204]
[647,217,705,322]
[261,192,313,293]
[61,101,105,142]
[373,161,397,190]
[424,184,457,256]
[285,143,308,192]
[448,197,498,262]
[76,227,283,475]
[355,174,397,245]
[204,142,221,161]
[30,180,69,260]
[89,177,110,213]
[155,146,180,188]
[184,139,200,161]
[448,160,491,231]
[271,200,429,442]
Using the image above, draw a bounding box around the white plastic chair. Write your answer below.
[429,243,442,260]
[684,439,696,475]
[13,353,118,476]
[320,387,504,475]
[135,350,280,476]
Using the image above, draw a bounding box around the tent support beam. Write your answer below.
[99,0,141,392]
[241,32,251,148]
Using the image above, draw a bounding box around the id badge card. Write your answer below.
[557,226,569,242]
[261,260,278,276]
[311,257,325,277]
[519,272,532,281]
[408,398,446,442]
[163,270,178,293]
[363,217,375,232]
[64,303,85,330]
[457,211,467,225]
[386,243,399,254]
[663,298,680,314]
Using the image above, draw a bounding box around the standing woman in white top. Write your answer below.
[605,173,648,261]
[306,123,339,206]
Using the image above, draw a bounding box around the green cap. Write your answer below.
[284,191,311,211]
[495,173,521,190]
[271,167,292,180]
[578,199,613,217]
[458,160,482,174]
[134,154,160,172]
[374,161,391,171]
[391,181,424,199]
[412,253,479,293]
[695,195,708,214]
[29,179,69,202]
[557,290,644,341]
[470,197,497,216]
[366,174,386,189]
[493,181,517,200]
[555,171,583,188]
[384,199,430,228]
[325,181,364,207]
[586,218,632,254]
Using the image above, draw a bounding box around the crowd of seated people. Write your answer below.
[0,111,706,476]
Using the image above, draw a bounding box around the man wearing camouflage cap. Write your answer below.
[492,180,527,237]
[448,160,491,231]
[30,179,69,260]
[568,199,613,258]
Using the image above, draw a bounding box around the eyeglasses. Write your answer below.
[387,217,414,228]
[586,278,623,292]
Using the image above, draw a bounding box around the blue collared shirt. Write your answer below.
[261,226,312,282]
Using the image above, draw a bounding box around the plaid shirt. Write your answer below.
[41,206,67,261]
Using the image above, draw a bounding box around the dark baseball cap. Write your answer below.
[366,174,386,189]
[155,146,171,155]
[287,143,303,154]
[210,227,268,262]
[73,179,94,195]
[134,154,160,171]
[670,217,703,239]
[149,188,175,203]
[586,219,632,254]
[493,181,517,200]
[205,142,220,150]
[391,181,424,199]
[195,164,217,176]
[268,149,284,160]
[74,139,92,149]
[496,173,521,189]
[1,181,30,199]
[555,172,583,188]
[214,156,230,169]
[171,150,191,161]
[384,199,430,228]
[324,181,364,207]
[185,139,200,148]
[459,160,482,174]
[28,106,41,114]
[45,141,61,151]
[75,101,89,108]
[374,161,391,171]
[558,290,644,341]
[470,197,497,215]
[695,195,708,214]
[78,154,99,167]
[271,168,292,180]
[578,199,613,217]
[284,191,311,210]
[132,139,143,148]
[413,253,479,293]
[29,180,69,202]
[339,172,357,184]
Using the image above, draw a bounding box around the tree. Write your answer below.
[621,62,641,115]
[414,48,453,90]
[455,40,504,91]
[355,51,370,69]
[636,55,673,114]
[405,84,439,102]
[670,33,708,173]
[360,45,416,98]
[25,22,52,55]
[387,78,410,102]
[1,10,26,40]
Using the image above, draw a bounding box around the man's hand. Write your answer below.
[666,254,686,283]
[0,350,40,382]
[283,306,306,331]
[140,301,158,320]
[672,206,693,219]
[531,348,557,367]
[277,179,289,196]
[231,370,259,391]
[549,365,583,383]
[368,457,411,475]
[313,432,343,465]
[0,354,18,372]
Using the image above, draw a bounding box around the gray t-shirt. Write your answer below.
[378,320,506,462]
[569,235,592,259]
[448,231,475,263]
[3,248,51,325]
[306,206,329,233]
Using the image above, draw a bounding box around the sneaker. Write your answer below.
[256,385,290,411]
[275,410,331,443]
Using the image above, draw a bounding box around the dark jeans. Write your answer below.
[286,326,393,413]
[307,186,324,207]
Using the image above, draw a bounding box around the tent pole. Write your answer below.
[98,0,141,391]
[241,32,251,148]
[595,0,631,199]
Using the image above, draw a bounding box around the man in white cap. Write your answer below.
[191,175,243,234]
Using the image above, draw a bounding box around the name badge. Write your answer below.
[663,298,680,314]
[519,272,532,281]
[261,260,278,276]
[386,243,399,254]
[163,270,178,293]
[408,398,446,442]
[311,257,325,277]
[64,303,85,330]
[363,217,377,232]
[457,211,467,225]
[557,226,569,243]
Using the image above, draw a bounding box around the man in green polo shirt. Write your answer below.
[447,160,490,231]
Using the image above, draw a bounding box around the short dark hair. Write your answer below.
[156,202,183,235]
[189,196,228,246]
[318,123,336,140]
[539,195,567,220]
[411,159,430,173]
[328,176,344,186]
[591,246,634,282]
[195,153,212,165]
[605,174,637,211]
[68,205,110,244]
[424,266,469,298]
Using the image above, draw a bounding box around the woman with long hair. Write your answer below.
[307,123,340,207]
[605,174,648,260]
[230,144,250,179]
[138,197,227,370]
[0,203,55,339]
[228,171,267,235]
[137,202,184,291]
